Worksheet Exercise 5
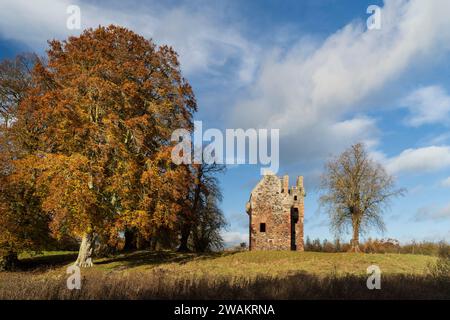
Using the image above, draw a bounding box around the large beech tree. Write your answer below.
[319,143,404,252]
[7,26,197,266]
[0,54,53,270]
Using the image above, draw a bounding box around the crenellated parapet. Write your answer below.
[245,172,305,251]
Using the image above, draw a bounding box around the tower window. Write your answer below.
[294,195,298,201]
[260,223,266,232]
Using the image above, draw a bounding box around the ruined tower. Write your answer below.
[245,172,306,251]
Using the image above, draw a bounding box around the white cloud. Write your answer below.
[0,0,258,83]
[221,231,248,248]
[441,177,450,187]
[231,0,450,164]
[385,146,450,174]
[402,85,450,126]
[415,203,450,221]
[3,1,450,154]
[422,132,450,145]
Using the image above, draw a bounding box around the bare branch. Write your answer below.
[318,143,404,251]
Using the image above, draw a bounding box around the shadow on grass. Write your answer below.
[1,269,448,299]
[13,250,240,272]
[19,253,78,271]
[2,251,448,299]
[95,250,238,269]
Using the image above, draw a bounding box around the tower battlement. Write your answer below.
[246,173,305,251]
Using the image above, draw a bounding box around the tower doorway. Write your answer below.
[290,207,299,250]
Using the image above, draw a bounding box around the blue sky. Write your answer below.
[1,0,449,246]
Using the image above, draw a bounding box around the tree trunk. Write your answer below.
[0,251,19,271]
[177,225,191,252]
[136,234,151,250]
[123,229,137,251]
[350,222,361,253]
[75,233,95,267]
[178,168,203,252]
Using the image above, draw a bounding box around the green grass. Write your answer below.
[15,250,436,277]
[0,250,446,299]
[93,250,436,277]
[19,251,76,259]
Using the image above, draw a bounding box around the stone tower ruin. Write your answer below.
[245,172,305,251]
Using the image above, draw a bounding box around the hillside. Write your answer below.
[93,250,435,276]
[1,250,448,299]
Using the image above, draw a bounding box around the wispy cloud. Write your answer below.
[421,132,450,146]
[384,146,450,175]
[221,231,248,248]
[441,177,450,187]
[0,0,258,83]
[231,0,450,165]
[415,203,450,221]
[402,85,450,127]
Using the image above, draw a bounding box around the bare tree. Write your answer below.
[178,162,226,252]
[319,143,405,252]
[0,53,36,129]
[191,195,227,252]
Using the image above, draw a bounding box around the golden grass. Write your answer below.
[95,250,436,277]
[0,250,447,299]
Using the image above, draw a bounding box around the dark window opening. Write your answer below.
[290,208,299,250]
[294,195,298,201]
[281,188,284,193]
[260,223,266,232]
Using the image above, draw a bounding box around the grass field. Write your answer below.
[95,250,436,276]
[0,250,448,299]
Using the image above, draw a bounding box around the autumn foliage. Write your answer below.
[0,25,224,269]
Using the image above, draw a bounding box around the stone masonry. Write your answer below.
[245,172,305,251]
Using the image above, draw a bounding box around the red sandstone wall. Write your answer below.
[247,174,305,251]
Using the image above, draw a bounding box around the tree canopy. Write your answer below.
[0,25,225,269]
[319,143,404,252]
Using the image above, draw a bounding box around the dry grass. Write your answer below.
[95,250,436,278]
[0,250,448,300]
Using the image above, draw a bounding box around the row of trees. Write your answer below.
[304,237,450,255]
[0,26,226,270]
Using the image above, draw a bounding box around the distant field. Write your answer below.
[94,250,436,276]
[0,250,448,299]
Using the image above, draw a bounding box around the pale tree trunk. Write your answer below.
[350,222,361,253]
[75,233,95,267]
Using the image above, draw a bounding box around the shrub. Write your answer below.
[304,237,448,256]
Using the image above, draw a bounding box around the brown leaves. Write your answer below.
[1,25,197,251]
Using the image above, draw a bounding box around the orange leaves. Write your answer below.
[136,147,191,232]
[1,25,198,252]
[0,156,51,254]
[9,153,99,237]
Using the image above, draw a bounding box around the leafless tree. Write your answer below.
[319,143,405,252]
[0,53,36,129]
